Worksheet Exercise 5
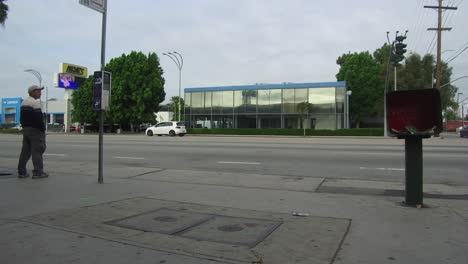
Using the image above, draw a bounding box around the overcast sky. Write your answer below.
[1,0,467,105]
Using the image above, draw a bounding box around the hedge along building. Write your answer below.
[184,81,348,130]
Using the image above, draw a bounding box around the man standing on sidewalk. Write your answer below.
[17,85,49,179]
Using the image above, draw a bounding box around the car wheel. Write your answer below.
[179,133,185,137]
[147,130,153,136]
[169,130,176,137]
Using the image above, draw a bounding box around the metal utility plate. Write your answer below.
[178,215,282,248]
[106,208,213,234]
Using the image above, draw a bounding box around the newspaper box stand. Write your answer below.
[386,89,443,207]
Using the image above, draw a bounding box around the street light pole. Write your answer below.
[163,52,183,122]
[457,92,463,124]
[346,90,352,128]
[25,69,47,132]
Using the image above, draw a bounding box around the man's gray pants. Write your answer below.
[18,127,46,175]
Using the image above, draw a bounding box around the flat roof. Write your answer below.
[184,81,346,92]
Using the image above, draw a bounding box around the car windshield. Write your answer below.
[176,122,185,126]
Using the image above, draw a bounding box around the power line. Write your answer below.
[446,44,468,63]
[411,0,429,52]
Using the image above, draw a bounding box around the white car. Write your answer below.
[455,125,466,134]
[146,121,186,137]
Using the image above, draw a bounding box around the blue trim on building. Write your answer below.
[184,81,346,93]
[1,97,23,125]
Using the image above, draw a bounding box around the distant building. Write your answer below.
[184,81,347,129]
[1,97,65,125]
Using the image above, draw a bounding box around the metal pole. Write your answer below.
[404,136,423,206]
[98,0,107,184]
[462,104,465,126]
[346,94,349,128]
[178,68,181,122]
[394,66,397,91]
[45,86,48,132]
[457,93,463,125]
[163,52,183,122]
[435,0,442,90]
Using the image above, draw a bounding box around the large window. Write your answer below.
[295,89,308,105]
[191,92,204,114]
[335,87,345,114]
[257,89,269,113]
[212,91,222,114]
[185,84,343,130]
[258,89,281,113]
[184,92,191,116]
[282,89,295,113]
[234,90,257,114]
[221,90,234,114]
[309,88,336,113]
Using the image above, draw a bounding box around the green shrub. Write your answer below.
[187,128,384,136]
[0,128,21,134]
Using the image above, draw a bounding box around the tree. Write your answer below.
[398,52,458,111]
[0,0,8,27]
[336,51,384,127]
[72,51,166,130]
[169,96,184,121]
[297,102,313,136]
[105,51,165,130]
[71,75,99,124]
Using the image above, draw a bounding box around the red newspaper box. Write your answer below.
[386,89,443,138]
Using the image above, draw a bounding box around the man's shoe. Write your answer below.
[18,173,30,179]
[32,172,49,179]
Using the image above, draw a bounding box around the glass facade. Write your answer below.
[184,82,347,130]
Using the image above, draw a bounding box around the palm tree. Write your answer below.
[170,96,184,121]
[0,0,8,27]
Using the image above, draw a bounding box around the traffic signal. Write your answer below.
[391,35,407,67]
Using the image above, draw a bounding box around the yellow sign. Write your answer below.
[61,63,88,78]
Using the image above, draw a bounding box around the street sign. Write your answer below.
[92,71,102,110]
[92,71,111,111]
[79,0,105,13]
[101,71,111,110]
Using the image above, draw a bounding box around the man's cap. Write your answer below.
[28,85,44,93]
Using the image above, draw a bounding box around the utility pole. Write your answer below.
[425,0,457,90]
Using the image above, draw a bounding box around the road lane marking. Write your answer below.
[217,161,261,165]
[360,167,404,171]
[113,156,145,160]
[44,153,66,157]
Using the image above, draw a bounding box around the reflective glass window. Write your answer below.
[184,92,191,116]
[295,89,308,104]
[282,89,295,113]
[235,90,257,113]
[335,87,345,114]
[212,91,222,114]
[269,89,281,113]
[257,89,270,113]
[191,92,204,114]
[309,88,336,113]
[204,91,212,114]
[221,90,234,114]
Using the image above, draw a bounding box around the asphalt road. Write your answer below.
[1,133,467,185]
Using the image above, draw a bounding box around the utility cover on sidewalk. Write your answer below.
[106,208,213,234]
[23,197,350,264]
[178,215,282,247]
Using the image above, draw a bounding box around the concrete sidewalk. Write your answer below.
[0,160,467,263]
